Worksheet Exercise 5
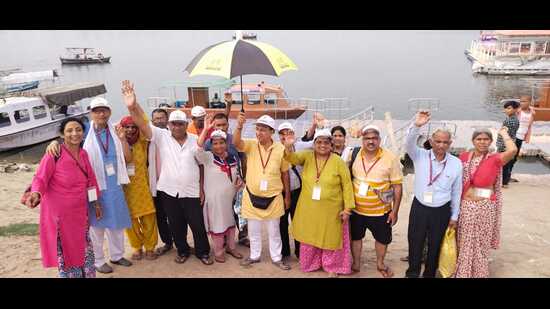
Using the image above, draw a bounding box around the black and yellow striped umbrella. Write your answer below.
[184,32,298,111]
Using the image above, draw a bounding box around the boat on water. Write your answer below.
[1,69,58,94]
[60,48,111,65]
[0,82,106,152]
[148,79,307,119]
[465,30,550,75]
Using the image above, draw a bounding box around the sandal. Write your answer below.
[215,255,226,263]
[131,250,143,261]
[199,256,214,265]
[174,254,189,264]
[225,249,243,259]
[144,250,158,260]
[351,262,361,273]
[377,265,394,278]
[240,257,260,267]
[155,245,172,256]
[272,260,291,271]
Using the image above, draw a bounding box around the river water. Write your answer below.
[1,30,549,173]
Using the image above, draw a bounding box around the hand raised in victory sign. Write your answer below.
[121,80,137,108]
[414,110,431,128]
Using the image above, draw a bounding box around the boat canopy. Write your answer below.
[160,78,235,89]
[1,70,56,84]
[29,82,106,106]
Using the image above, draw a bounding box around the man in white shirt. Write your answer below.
[122,80,213,265]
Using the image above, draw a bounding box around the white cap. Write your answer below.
[313,128,332,141]
[277,122,294,132]
[362,124,381,135]
[191,106,206,118]
[168,110,188,122]
[90,97,111,110]
[210,129,227,140]
[254,115,275,130]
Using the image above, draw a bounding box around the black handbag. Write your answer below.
[246,186,276,210]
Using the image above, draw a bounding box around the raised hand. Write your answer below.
[498,126,510,138]
[121,80,137,108]
[314,112,326,128]
[414,111,431,127]
[204,113,214,130]
[283,134,296,147]
[237,112,246,129]
[115,124,126,141]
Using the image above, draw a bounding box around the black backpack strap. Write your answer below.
[349,147,361,181]
[291,165,302,189]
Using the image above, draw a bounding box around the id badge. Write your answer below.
[475,188,492,199]
[358,182,369,197]
[424,191,433,204]
[312,185,321,200]
[260,179,268,192]
[105,163,116,176]
[127,163,136,176]
[87,187,98,202]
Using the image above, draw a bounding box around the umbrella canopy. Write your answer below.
[185,39,298,79]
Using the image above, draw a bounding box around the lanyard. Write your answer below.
[62,145,89,179]
[428,152,447,186]
[468,152,488,184]
[96,127,110,155]
[361,153,381,180]
[257,143,273,174]
[314,154,330,183]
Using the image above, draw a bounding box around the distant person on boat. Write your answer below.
[149,108,176,256]
[121,80,213,266]
[119,115,158,261]
[233,113,292,271]
[46,97,134,274]
[197,119,244,263]
[26,117,100,278]
[498,100,520,188]
[454,127,517,278]
[283,129,355,277]
[277,118,319,261]
[404,111,463,278]
[187,106,207,136]
[346,125,403,278]
[331,125,353,159]
[510,96,536,183]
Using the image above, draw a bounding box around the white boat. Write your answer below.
[0,82,106,152]
[60,48,111,64]
[465,30,550,75]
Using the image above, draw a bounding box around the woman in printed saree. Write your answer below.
[26,117,101,278]
[453,127,517,278]
[283,129,355,278]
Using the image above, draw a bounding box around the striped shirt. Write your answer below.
[348,148,403,217]
[496,114,519,152]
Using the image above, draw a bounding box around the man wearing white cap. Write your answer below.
[187,105,207,136]
[277,120,317,261]
[347,124,403,278]
[233,112,292,270]
[47,96,134,274]
[121,80,213,265]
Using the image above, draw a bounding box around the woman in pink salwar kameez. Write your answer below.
[26,117,102,278]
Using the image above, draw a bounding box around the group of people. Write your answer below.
[24,80,524,278]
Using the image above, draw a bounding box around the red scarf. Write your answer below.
[120,116,139,145]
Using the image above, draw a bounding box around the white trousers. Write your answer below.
[90,226,125,268]
[248,218,282,262]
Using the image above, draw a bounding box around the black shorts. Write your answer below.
[350,211,392,245]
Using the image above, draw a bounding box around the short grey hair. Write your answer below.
[431,128,452,140]
[472,128,493,142]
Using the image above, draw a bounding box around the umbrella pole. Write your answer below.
[240,75,244,113]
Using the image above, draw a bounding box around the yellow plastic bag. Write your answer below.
[438,227,457,278]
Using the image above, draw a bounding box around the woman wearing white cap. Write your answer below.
[283,129,355,277]
[196,118,244,263]
[46,96,134,274]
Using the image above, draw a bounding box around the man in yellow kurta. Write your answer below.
[233,113,292,271]
[120,116,158,261]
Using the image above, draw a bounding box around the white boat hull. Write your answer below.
[0,111,89,152]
